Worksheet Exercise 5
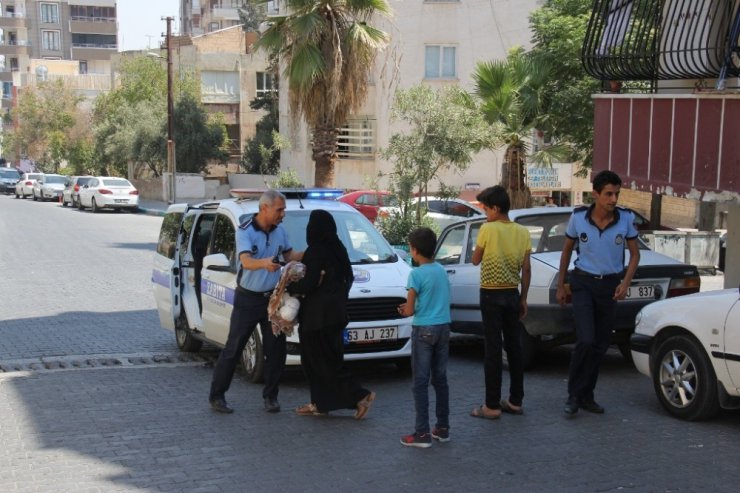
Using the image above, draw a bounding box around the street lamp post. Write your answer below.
[163,16,176,204]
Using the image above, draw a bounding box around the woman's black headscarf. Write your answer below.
[306,209,353,289]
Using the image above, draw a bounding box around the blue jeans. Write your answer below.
[411,324,450,434]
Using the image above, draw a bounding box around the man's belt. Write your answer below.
[238,286,273,297]
[572,268,622,280]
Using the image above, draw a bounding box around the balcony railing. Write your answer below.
[70,16,116,23]
[0,40,31,46]
[71,42,117,49]
[582,0,740,82]
[1,12,26,18]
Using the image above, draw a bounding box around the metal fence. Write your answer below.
[582,0,740,83]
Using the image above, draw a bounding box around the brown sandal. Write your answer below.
[354,391,376,420]
[295,403,325,416]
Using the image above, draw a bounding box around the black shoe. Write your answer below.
[579,399,605,414]
[210,397,234,414]
[564,396,579,415]
[264,397,280,413]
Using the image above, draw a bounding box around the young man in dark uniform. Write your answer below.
[556,171,640,415]
[209,189,303,414]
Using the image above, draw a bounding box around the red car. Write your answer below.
[337,190,396,222]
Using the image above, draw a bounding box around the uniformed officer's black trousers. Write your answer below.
[209,288,286,402]
[567,274,620,401]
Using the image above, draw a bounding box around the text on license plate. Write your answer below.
[344,327,398,344]
[114,199,128,203]
[627,285,654,299]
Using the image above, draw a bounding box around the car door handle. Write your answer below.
[446,269,455,275]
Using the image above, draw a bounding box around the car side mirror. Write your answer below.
[203,253,231,272]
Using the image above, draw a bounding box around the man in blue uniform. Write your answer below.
[556,170,640,415]
[209,190,303,414]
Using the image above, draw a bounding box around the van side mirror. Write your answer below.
[203,253,231,272]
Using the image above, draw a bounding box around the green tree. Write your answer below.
[241,94,281,175]
[377,85,494,243]
[528,0,600,171]
[254,0,391,187]
[474,49,571,208]
[5,79,85,172]
[172,94,229,174]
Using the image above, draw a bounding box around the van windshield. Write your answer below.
[281,210,398,264]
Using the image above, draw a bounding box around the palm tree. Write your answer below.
[255,0,392,187]
[473,52,570,208]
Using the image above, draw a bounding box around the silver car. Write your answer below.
[434,207,701,368]
[32,174,66,202]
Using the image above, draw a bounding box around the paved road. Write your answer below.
[1,194,738,493]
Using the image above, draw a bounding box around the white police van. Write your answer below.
[152,189,413,382]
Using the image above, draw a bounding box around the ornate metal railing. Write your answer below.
[582,0,740,83]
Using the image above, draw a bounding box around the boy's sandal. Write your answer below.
[354,391,376,420]
[500,399,524,415]
[295,403,325,416]
[470,405,501,420]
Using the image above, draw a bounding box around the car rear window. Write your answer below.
[45,176,67,184]
[77,177,93,186]
[102,178,132,187]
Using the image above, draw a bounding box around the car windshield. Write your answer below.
[0,169,20,179]
[102,178,132,187]
[44,175,66,184]
[242,210,398,264]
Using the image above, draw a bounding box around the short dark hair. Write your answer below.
[476,185,510,213]
[407,227,437,259]
[592,170,622,193]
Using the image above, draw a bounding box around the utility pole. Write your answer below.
[163,16,176,204]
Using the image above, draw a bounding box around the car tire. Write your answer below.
[241,328,264,383]
[91,197,99,213]
[32,191,38,201]
[77,198,85,210]
[62,197,68,207]
[520,323,539,371]
[652,334,720,421]
[21,190,26,199]
[175,315,203,353]
[618,343,634,364]
[15,191,19,199]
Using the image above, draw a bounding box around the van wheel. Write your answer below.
[241,329,264,383]
[520,323,539,371]
[175,315,202,352]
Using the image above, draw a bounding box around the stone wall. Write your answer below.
[619,189,699,229]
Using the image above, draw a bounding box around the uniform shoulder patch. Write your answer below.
[238,216,254,230]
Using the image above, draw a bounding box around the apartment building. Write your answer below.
[0,0,117,110]
[180,0,242,37]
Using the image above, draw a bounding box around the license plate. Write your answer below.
[114,199,128,203]
[344,327,398,344]
[627,285,654,300]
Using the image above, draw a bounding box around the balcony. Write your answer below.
[582,0,740,86]
[0,12,25,28]
[211,7,240,20]
[0,39,30,55]
[70,17,117,35]
[19,73,111,92]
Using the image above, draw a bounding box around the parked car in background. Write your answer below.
[337,190,397,222]
[78,177,139,212]
[15,173,42,199]
[719,231,727,272]
[630,210,676,232]
[377,196,484,230]
[433,207,701,368]
[32,174,66,201]
[0,168,21,194]
[62,175,94,208]
[630,286,740,420]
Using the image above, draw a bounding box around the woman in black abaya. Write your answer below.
[290,209,375,419]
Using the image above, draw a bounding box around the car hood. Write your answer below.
[351,261,410,289]
[533,249,687,270]
[636,288,740,333]
[1,178,18,183]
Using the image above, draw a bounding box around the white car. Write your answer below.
[15,173,42,199]
[78,177,139,212]
[152,189,413,382]
[434,207,701,368]
[377,197,484,231]
[32,174,66,202]
[631,286,740,420]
